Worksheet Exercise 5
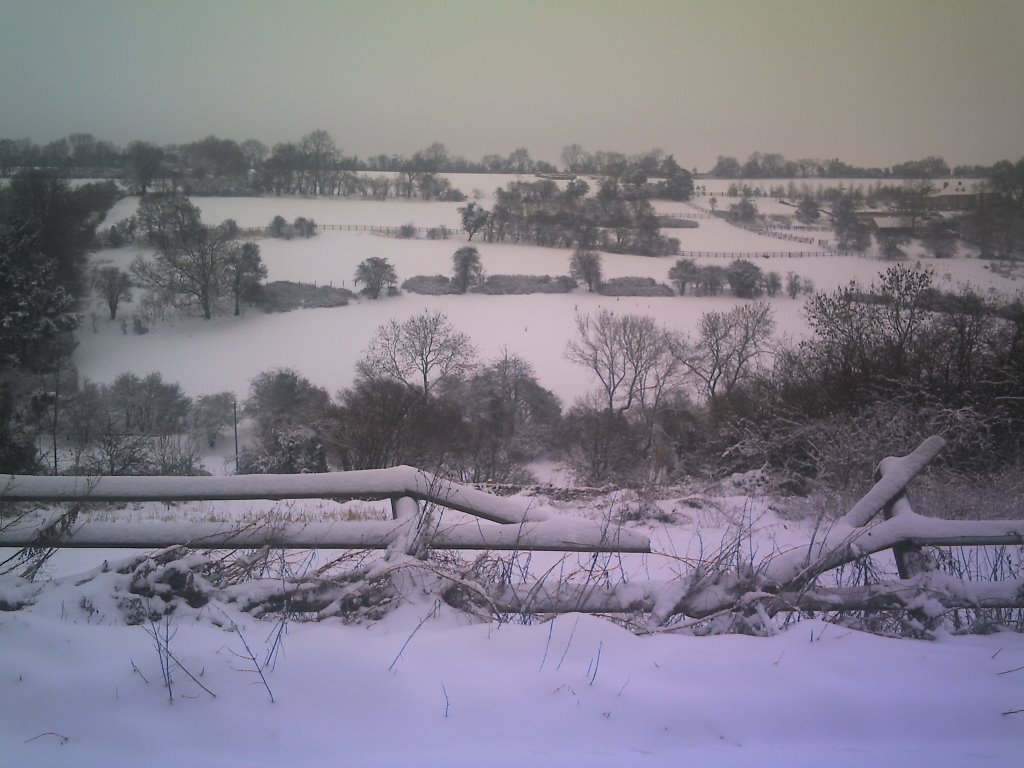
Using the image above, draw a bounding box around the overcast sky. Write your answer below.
[2,0,1021,171]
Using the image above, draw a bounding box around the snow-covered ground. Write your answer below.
[3,486,1023,767]
[78,191,1020,409]
[5,181,1023,766]
[3,594,1021,768]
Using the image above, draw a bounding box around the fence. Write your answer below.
[677,249,846,259]
[0,466,648,555]
[2,437,1022,629]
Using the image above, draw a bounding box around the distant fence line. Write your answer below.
[791,224,833,233]
[677,250,849,259]
[659,213,711,221]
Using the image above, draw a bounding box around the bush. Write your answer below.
[397,223,418,239]
[439,188,467,202]
[597,277,674,297]
[293,217,317,238]
[254,281,355,312]
[268,215,288,238]
[426,226,451,240]
[238,427,327,474]
[656,217,700,229]
[726,260,764,298]
[470,274,577,295]
[219,218,239,239]
[401,275,457,295]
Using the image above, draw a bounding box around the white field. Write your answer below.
[4,179,1022,767]
[79,190,1019,410]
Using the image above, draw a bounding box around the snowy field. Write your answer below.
[3,596,1021,768]
[77,190,1019,410]
[4,180,1023,766]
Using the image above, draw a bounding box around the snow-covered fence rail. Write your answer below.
[0,467,650,555]
[3,439,1022,631]
[470,436,1024,630]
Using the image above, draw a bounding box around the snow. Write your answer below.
[2,592,1021,767]
[6,178,1023,765]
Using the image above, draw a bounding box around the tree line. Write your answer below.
[457,173,689,257]
[6,258,1022,498]
[708,151,1001,179]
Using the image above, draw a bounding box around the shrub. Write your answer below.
[439,188,467,202]
[397,223,418,239]
[253,281,354,312]
[293,217,317,238]
[598,277,674,297]
[401,275,457,295]
[269,215,288,238]
[726,260,764,298]
[470,274,577,295]
[656,217,700,229]
[219,218,239,239]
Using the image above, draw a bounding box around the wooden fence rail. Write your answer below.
[3,438,1022,628]
[0,466,649,555]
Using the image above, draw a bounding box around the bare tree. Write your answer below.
[239,138,268,169]
[90,264,132,320]
[124,140,164,195]
[561,143,586,173]
[224,242,267,316]
[360,311,476,396]
[300,129,338,195]
[132,224,232,320]
[569,249,602,292]
[451,246,484,293]
[566,310,678,414]
[678,302,775,401]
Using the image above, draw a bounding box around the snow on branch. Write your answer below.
[841,435,946,528]
[764,507,1024,587]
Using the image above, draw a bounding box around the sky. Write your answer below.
[1,0,1022,171]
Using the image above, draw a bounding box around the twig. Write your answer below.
[441,681,450,718]
[997,665,1024,676]
[164,644,217,699]
[130,657,150,684]
[589,641,603,685]
[388,602,436,672]
[230,621,275,703]
[1001,708,1024,716]
[556,615,580,671]
[24,732,70,744]
[539,616,556,671]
